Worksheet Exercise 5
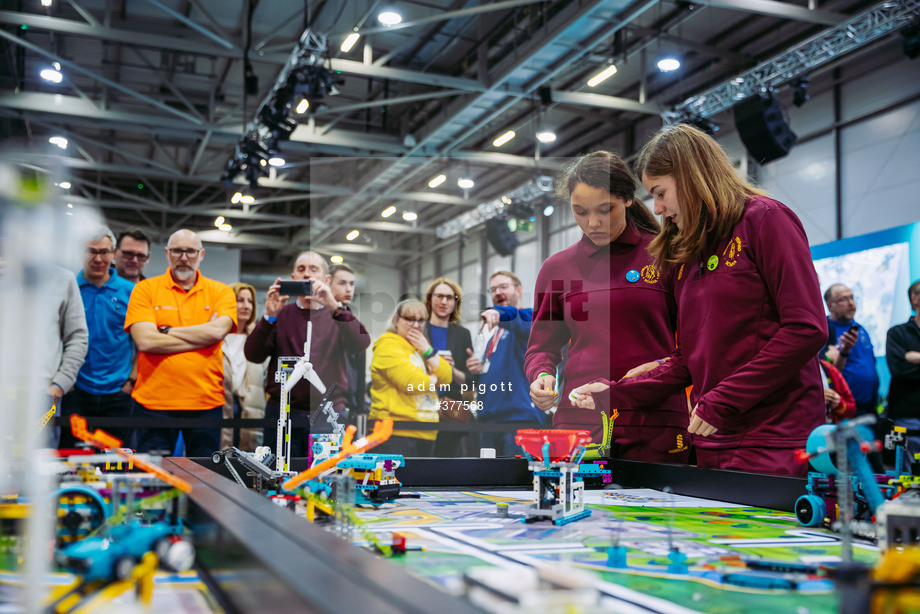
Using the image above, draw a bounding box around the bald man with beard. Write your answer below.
[125,229,237,456]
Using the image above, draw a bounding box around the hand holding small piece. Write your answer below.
[569,381,610,410]
[530,374,558,411]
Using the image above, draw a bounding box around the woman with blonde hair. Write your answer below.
[371,299,452,456]
[572,124,827,476]
[222,282,266,451]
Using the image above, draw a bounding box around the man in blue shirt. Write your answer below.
[825,283,880,417]
[59,227,136,448]
[466,271,545,456]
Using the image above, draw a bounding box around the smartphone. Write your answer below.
[437,350,453,357]
[278,280,312,296]
[848,324,860,334]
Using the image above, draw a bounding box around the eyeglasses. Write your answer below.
[399,315,425,326]
[86,248,113,258]
[432,293,458,302]
[831,295,856,304]
[489,283,515,294]
[168,248,200,258]
[118,250,149,262]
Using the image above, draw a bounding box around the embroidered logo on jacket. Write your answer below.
[641,265,660,284]
[723,237,742,267]
[669,434,690,454]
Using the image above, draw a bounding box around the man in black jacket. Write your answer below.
[886,279,920,472]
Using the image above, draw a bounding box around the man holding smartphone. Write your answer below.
[245,252,370,456]
[825,283,880,417]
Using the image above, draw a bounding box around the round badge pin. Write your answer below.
[626,270,640,283]
[707,255,719,271]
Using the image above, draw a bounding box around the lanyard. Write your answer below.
[484,327,502,360]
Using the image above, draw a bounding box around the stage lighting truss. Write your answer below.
[221,29,343,189]
[664,0,920,124]
[437,175,555,239]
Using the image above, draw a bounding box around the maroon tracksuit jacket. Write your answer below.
[525,224,690,462]
[602,196,827,475]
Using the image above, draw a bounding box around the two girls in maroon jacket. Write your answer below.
[571,125,827,477]
[525,151,691,463]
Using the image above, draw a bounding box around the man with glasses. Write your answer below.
[245,252,370,457]
[825,283,880,417]
[466,271,545,456]
[59,226,135,448]
[114,229,151,284]
[125,229,237,456]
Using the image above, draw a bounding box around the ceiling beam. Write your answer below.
[698,0,846,25]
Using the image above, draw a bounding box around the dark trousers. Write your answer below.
[263,397,311,458]
[134,402,221,457]
[480,422,544,458]
[58,387,133,449]
[374,435,436,457]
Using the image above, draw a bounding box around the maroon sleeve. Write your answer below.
[607,348,692,409]
[333,307,371,353]
[244,317,275,363]
[524,260,567,382]
[695,205,827,427]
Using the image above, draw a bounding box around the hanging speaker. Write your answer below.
[733,94,797,164]
[485,216,519,256]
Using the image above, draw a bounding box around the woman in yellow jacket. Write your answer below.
[371,298,452,457]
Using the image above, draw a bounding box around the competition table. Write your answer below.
[165,457,875,614]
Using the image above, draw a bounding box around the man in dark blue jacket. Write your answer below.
[466,271,545,456]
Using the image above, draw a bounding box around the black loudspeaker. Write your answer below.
[733,94,797,164]
[485,216,519,256]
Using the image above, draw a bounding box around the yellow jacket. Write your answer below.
[370,332,452,440]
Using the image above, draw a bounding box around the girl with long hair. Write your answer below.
[572,125,827,476]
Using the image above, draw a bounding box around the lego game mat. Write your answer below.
[341,488,879,614]
[0,557,223,613]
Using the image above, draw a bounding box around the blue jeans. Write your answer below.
[134,402,221,457]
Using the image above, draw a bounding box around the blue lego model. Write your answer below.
[57,520,193,581]
[331,453,404,506]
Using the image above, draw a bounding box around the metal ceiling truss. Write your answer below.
[666,0,920,123]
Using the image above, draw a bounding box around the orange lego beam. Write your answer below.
[69,415,192,494]
[282,419,394,492]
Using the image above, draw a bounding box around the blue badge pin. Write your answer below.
[626,270,640,283]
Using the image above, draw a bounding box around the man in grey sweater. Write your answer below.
[46,265,89,413]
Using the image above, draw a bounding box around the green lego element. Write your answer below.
[582,409,614,461]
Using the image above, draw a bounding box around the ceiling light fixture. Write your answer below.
[49,136,68,149]
[218,223,232,232]
[268,156,285,166]
[240,194,255,204]
[492,130,516,147]
[543,204,555,217]
[55,181,71,189]
[341,31,360,53]
[378,11,402,26]
[346,230,360,241]
[231,191,243,204]
[402,211,417,221]
[458,178,475,190]
[428,174,446,188]
[536,130,557,143]
[501,195,512,205]
[657,57,681,72]
[214,216,225,226]
[40,66,62,83]
[295,99,310,114]
[381,205,397,218]
[330,255,344,264]
[41,0,53,6]
[587,64,617,87]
